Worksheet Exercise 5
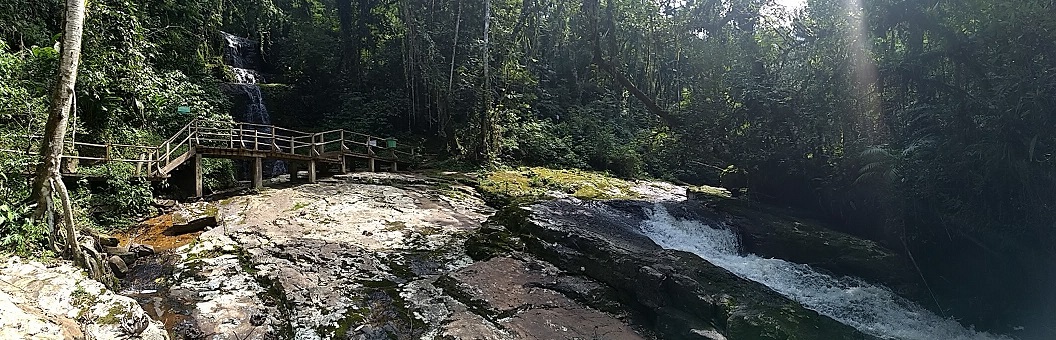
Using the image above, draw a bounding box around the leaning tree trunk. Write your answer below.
[582,0,674,127]
[31,0,87,265]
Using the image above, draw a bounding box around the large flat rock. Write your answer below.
[438,256,644,340]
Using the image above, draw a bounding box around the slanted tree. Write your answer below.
[30,0,86,266]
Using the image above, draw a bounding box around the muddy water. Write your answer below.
[115,214,202,251]
[114,213,206,335]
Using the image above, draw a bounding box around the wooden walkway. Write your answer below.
[1,119,415,197]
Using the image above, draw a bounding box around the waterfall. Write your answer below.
[637,204,1010,340]
[220,31,286,176]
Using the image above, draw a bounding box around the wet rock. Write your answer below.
[147,173,705,340]
[99,236,121,247]
[498,199,875,340]
[109,255,130,277]
[677,194,918,296]
[153,199,178,209]
[131,244,155,257]
[438,256,645,339]
[164,216,216,236]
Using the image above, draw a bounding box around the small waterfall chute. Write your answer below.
[637,204,1009,340]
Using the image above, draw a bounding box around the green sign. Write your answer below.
[177,106,191,114]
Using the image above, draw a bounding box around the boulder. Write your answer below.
[131,243,155,257]
[101,245,129,255]
[164,216,217,236]
[98,236,120,247]
[108,255,129,277]
[153,199,178,209]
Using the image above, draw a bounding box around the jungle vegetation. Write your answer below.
[1,0,1054,334]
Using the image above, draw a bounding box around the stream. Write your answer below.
[637,204,1010,340]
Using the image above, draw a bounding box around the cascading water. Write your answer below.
[220,31,286,176]
[637,204,1010,340]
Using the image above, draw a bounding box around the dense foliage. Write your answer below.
[2,0,1054,335]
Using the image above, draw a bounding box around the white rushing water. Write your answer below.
[637,204,1009,340]
[220,31,287,176]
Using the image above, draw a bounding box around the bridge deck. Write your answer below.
[2,119,416,197]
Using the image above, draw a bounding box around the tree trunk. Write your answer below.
[584,0,674,126]
[478,0,495,163]
[443,0,462,139]
[31,0,87,265]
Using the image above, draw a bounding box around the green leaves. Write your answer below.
[0,202,44,256]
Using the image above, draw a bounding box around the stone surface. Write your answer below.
[157,172,651,339]
[113,171,910,340]
[0,256,168,340]
[109,255,130,277]
[131,244,155,257]
[164,216,217,236]
[438,256,644,340]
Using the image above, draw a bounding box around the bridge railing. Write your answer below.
[0,133,162,175]
[182,120,417,161]
[0,119,419,177]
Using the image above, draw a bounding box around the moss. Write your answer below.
[383,220,407,231]
[218,197,238,206]
[318,279,426,338]
[253,272,296,338]
[687,185,732,199]
[288,201,310,211]
[97,303,129,325]
[71,284,99,320]
[185,248,222,261]
[478,167,639,204]
[464,224,525,261]
[203,204,219,218]
[324,307,368,338]
[71,284,97,307]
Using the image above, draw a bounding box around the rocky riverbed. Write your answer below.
[3,171,933,339]
[142,172,666,339]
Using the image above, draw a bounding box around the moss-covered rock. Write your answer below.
[478,167,640,204]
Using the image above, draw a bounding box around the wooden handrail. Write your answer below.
[2,118,421,177]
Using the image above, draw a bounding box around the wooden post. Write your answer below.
[368,158,375,172]
[391,161,398,172]
[341,155,347,174]
[253,157,263,190]
[288,162,299,180]
[135,152,144,176]
[194,153,203,197]
[308,160,317,183]
[271,128,278,151]
[254,130,259,151]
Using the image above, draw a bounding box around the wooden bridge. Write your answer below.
[1,120,415,197]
